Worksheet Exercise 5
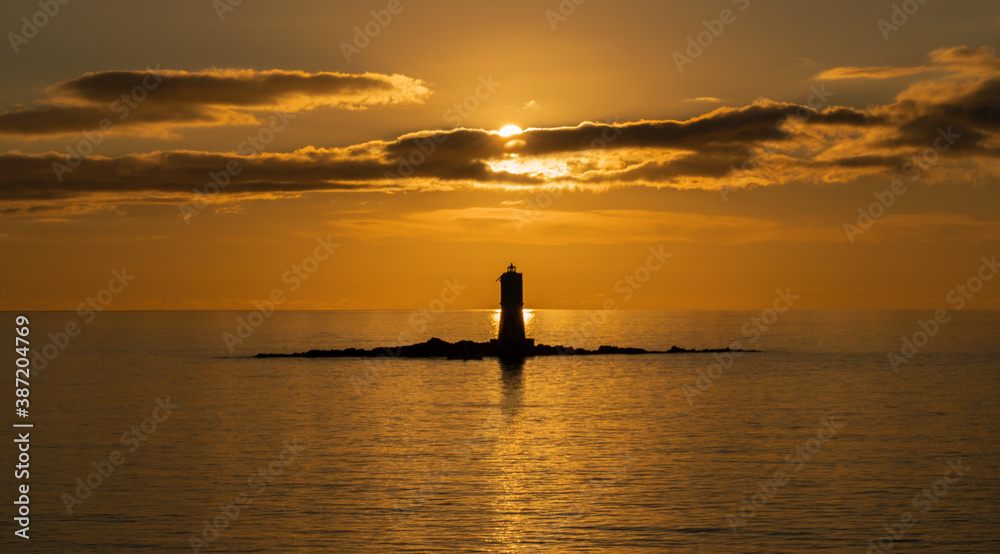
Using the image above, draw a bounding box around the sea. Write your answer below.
[2,310,998,552]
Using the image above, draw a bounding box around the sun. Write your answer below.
[498,124,523,137]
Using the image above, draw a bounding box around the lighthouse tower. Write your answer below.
[494,263,534,356]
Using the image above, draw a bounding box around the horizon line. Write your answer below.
[4,308,1000,313]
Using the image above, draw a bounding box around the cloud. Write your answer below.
[324,208,1000,246]
[0,100,880,205]
[683,97,727,103]
[1,46,998,213]
[814,45,1000,81]
[0,68,431,137]
[867,48,1000,154]
[327,207,832,245]
[928,45,1000,75]
[814,65,930,80]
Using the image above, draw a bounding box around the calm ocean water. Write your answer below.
[2,310,998,552]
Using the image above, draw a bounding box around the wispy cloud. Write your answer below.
[815,65,930,80]
[0,69,431,137]
[814,45,1000,80]
[324,208,1000,246]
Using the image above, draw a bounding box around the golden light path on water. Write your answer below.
[21,311,1000,551]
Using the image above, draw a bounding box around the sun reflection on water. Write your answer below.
[490,309,535,335]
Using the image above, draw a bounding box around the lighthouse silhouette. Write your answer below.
[492,263,535,356]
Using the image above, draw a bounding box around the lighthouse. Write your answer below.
[493,263,535,356]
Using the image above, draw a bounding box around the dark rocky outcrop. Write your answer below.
[255,337,756,359]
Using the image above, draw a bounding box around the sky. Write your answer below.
[1,0,998,310]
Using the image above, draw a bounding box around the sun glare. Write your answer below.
[487,154,571,179]
[490,308,534,326]
[498,124,523,137]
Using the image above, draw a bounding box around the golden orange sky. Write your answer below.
[1,1,998,310]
